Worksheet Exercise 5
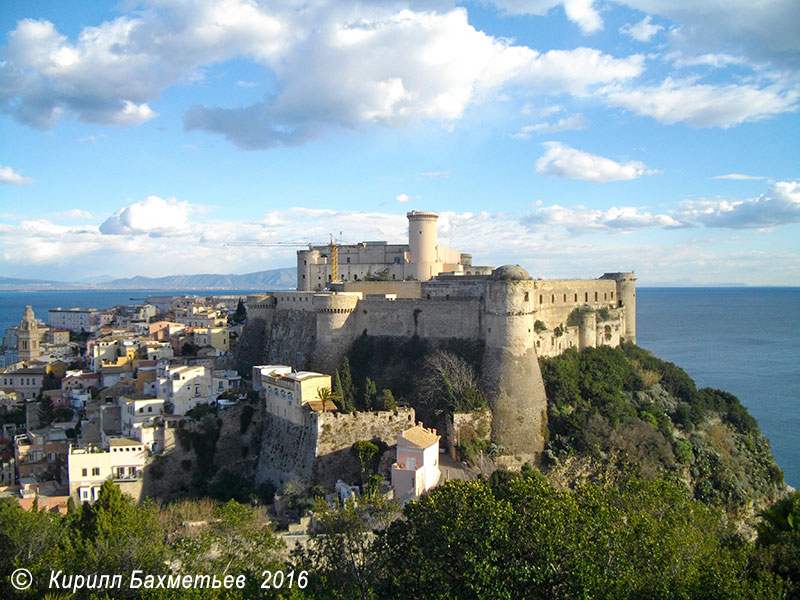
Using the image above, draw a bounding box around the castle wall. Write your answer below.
[313,408,416,488]
[254,407,416,490]
[354,298,481,339]
[532,279,617,329]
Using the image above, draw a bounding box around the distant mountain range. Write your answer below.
[0,268,297,291]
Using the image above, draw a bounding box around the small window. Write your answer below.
[539,295,543,304]
[82,468,87,477]
[524,292,529,301]
[346,257,351,263]
[594,291,598,301]
[585,292,588,302]
[551,294,555,303]
[92,467,100,476]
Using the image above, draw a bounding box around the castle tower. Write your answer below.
[481,266,548,464]
[18,305,41,361]
[298,249,321,291]
[601,272,637,343]
[578,310,597,351]
[406,210,440,281]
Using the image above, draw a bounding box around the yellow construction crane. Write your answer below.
[224,234,345,282]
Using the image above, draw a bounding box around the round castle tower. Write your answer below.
[481,266,548,463]
[407,210,439,281]
[297,249,321,292]
[601,272,636,343]
[312,293,360,373]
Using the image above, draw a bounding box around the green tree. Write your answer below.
[339,357,356,410]
[757,491,800,597]
[233,298,247,323]
[361,378,377,411]
[351,440,379,485]
[37,396,55,426]
[318,386,341,412]
[65,480,167,578]
[375,388,396,411]
[333,370,354,412]
[181,341,198,356]
[295,494,399,600]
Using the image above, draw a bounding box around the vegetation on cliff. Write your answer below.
[342,333,486,424]
[296,474,800,599]
[540,342,785,517]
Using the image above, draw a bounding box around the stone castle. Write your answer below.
[242,211,636,465]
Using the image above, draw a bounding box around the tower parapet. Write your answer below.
[312,293,360,373]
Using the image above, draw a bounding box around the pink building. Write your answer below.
[391,425,441,501]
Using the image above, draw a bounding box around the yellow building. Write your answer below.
[257,366,333,425]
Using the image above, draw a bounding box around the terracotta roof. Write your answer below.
[398,425,440,449]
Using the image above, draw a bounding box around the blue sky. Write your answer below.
[0,0,798,285]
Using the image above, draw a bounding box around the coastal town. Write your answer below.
[0,291,446,523]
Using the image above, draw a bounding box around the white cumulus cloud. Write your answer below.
[395,193,410,203]
[675,181,800,229]
[603,78,800,128]
[489,0,603,34]
[523,204,682,232]
[100,196,195,236]
[0,1,644,148]
[535,141,657,182]
[0,165,33,185]
[619,16,663,42]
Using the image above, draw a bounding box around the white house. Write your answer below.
[156,364,213,415]
[391,425,441,501]
[68,438,146,503]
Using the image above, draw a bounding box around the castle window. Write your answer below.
[304,260,307,265]
[611,291,614,299]
[539,295,543,304]
[302,274,305,279]
[594,291,598,301]
[346,257,351,263]
[585,292,588,302]
[563,294,567,302]
[551,294,555,303]
[524,292,529,301]
[604,292,607,300]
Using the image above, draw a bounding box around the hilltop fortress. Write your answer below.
[241,211,636,464]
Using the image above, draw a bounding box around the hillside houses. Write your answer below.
[0,295,246,508]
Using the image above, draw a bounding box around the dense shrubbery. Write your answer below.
[295,474,793,599]
[0,482,286,599]
[541,343,784,514]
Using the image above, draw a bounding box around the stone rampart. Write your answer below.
[254,406,416,490]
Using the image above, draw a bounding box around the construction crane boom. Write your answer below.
[224,234,348,282]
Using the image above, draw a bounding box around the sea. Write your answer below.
[1,287,798,487]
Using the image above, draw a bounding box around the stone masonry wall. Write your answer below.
[313,408,416,488]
